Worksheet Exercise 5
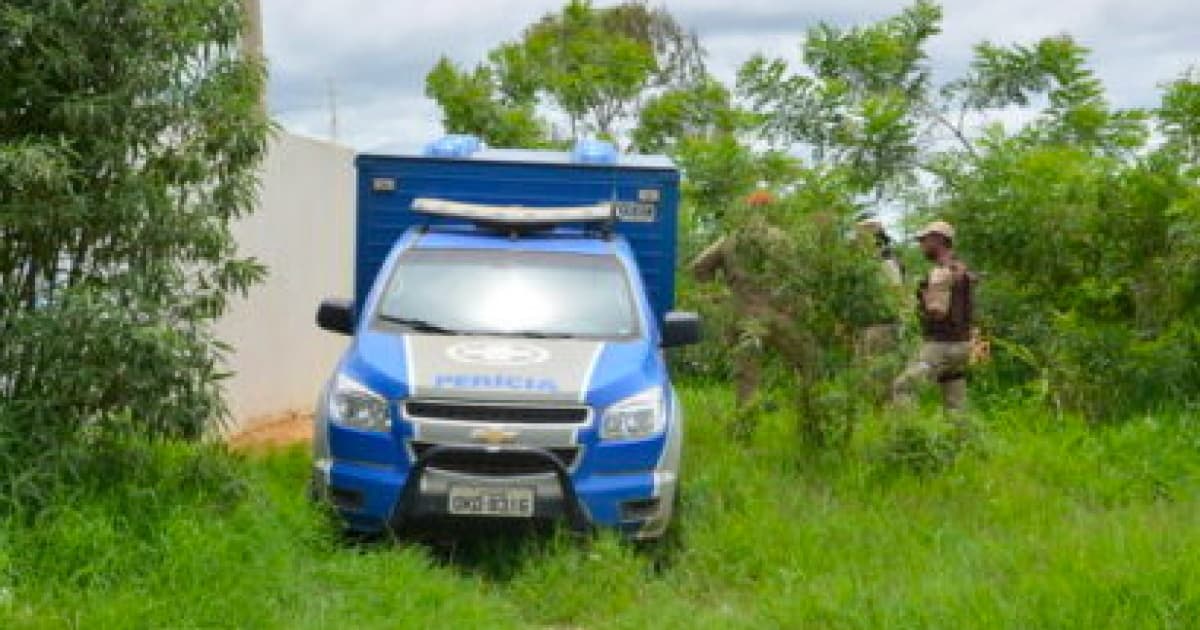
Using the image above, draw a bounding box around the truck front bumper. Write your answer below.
[312,445,676,539]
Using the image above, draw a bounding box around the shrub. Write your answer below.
[0,0,269,509]
[939,136,1200,420]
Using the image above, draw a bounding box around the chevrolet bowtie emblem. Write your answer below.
[470,426,519,445]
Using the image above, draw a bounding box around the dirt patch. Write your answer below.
[227,410,312,452]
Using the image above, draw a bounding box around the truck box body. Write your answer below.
[354,143,680,324]
[312,137,697,540]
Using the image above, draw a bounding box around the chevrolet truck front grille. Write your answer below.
[404,401,589,425]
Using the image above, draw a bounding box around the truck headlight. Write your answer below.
[600,387,666,440]
[327,374,390,432]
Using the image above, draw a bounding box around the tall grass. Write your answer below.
[2,385,1197,628]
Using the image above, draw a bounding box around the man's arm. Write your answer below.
[689,235,729,282]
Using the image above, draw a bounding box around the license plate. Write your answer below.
[447,485,535,518]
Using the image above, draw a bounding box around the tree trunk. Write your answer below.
[241,0,266,115]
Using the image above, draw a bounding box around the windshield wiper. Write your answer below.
[502,330,578,339]
[379,315,464,335]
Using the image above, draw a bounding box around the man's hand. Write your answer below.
[970,328,991,365]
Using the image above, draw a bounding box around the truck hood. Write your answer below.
[404,335,603,403]
[348,329,662,406]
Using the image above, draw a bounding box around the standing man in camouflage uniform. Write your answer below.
[690,223,802,411]
[892,220,974,413]
[689,191,814,439]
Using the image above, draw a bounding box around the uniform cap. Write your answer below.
[915,220,955,241]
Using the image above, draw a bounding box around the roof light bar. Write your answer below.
[412,197,614,225]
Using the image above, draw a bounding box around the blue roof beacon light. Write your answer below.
[423,134,483,159]
[571,139,618,165]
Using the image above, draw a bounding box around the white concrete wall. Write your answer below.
[215,131,355,431]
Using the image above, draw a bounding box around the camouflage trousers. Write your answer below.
[730,313,814,408]
[892,341,971,413]
[855,323,900,359]
[729,328,808,443]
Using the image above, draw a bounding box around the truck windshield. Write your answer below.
[376,249,639,339]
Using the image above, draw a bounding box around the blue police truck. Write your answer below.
[311,135,701,540]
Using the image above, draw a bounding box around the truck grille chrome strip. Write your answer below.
[405,400,589,424]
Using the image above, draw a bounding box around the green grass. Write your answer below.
[2,385,1198,628]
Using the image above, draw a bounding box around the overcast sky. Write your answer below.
[262,0,1199,150]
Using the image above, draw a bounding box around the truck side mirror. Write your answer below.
[661,311,702,348]
[316,298,355,335]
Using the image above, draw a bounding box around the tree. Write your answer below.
[426,0,706,145]
[1158,70,1200,164]
[597,0,705,90]
[932,65,1199,419]
[947,35,1148,155]
[631,76,744,153]
[0,0,270,496]
[738,0,942,197]
[424,57,546,148]
[522,0,656,137]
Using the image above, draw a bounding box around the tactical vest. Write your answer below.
[919,262,973,342]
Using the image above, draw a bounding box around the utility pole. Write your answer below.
[241,0,266,115]
[327,78,339,143]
